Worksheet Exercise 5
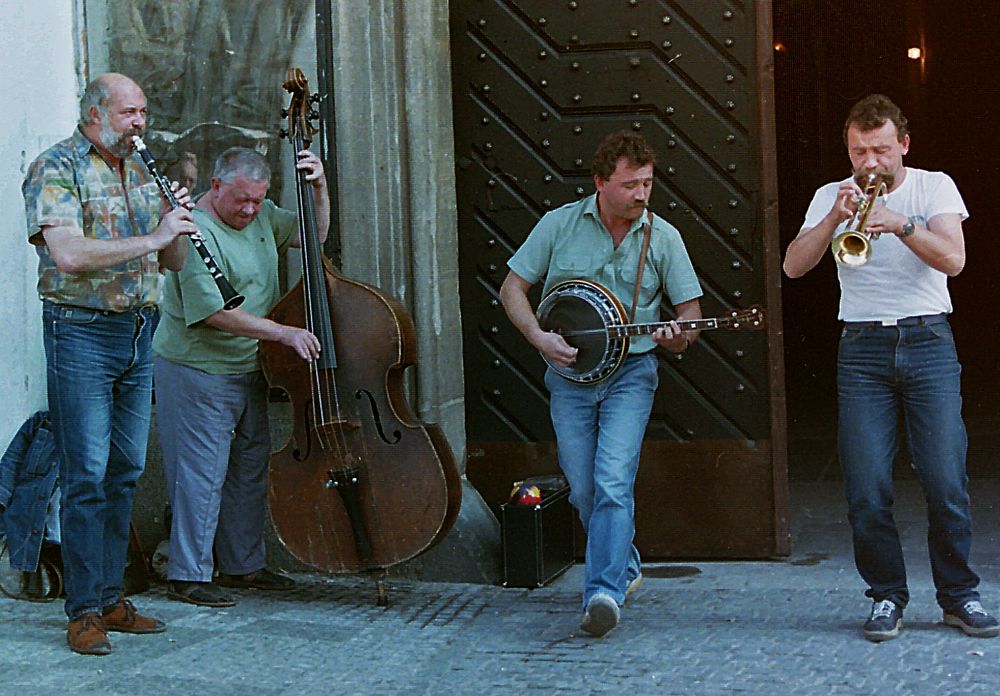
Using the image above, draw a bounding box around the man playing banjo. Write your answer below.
[499,130,703,637]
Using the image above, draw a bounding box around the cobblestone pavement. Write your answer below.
[3,480,1000,695]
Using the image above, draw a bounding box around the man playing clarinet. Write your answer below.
[22,72,196,655]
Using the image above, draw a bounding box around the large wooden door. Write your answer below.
[450,0,788,557]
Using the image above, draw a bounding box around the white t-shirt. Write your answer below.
[802,167,968,322]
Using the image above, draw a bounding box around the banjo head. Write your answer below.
[536,280,628,384]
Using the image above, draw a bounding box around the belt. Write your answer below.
[843,313,947,328]
[53,302,157,316]
[46,302,158,319]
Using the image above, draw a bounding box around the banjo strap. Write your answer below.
[628,209,654,323]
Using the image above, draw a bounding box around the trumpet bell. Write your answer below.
[831,230,872,267]
[830,172,888,267]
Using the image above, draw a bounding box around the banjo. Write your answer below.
[536,279,764,384]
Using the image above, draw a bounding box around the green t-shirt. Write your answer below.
[153,198,297,374]
[507,194,703,353]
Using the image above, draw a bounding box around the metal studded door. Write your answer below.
[451,1,788,557]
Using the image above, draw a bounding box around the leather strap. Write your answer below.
[628,210,653,323]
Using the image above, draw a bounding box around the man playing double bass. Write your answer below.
[500,131,703,637]
[153,146,328,607]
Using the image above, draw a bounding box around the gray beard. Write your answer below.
[99,118,138,159]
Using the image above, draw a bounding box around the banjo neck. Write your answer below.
[535,279,765,383]
[613,317,726,337]
[556,310,763,339]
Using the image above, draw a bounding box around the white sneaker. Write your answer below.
[625,572,644,599]
[580,593,620,637]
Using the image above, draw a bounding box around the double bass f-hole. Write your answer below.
[355,390,402,444]
[291,392,400,462]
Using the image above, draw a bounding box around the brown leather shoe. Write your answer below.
[67,612,111,656]
[102,597,166,634]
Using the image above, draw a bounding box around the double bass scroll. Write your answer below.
[260,68,461,578]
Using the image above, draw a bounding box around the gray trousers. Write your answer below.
[154,356,270,582]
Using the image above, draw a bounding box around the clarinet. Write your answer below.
[131,136,245,310]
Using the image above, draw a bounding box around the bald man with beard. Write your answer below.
[22,72,197,655]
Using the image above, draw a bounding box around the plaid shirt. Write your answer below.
[22,129,163,311]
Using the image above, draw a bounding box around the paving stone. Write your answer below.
[2,480,999,694]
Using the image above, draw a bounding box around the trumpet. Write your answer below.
[830,172,889,267]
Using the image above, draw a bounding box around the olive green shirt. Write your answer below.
[508,194,702,353]
[153,199,297,374]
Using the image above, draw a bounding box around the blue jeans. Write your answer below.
[42,301,156,620]
[837,317,979,610]
[545,352,657,608]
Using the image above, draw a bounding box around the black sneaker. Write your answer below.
[166,581,237,608]
[216,568,295,591]
[863,599,902,642]
[943,600,1000,638]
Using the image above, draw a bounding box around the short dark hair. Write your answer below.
[843,94,909,144]
[591,130,656,181]
[212,147,270,184]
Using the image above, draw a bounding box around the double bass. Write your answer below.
[260,69,461,600]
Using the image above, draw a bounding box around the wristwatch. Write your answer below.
[899,216,917,238]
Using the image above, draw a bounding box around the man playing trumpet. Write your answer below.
[784,94,997,642]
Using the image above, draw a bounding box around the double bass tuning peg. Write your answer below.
[310,93,321,104]
[278,128,289,139]
[280,108,289,118]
